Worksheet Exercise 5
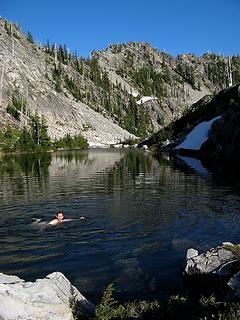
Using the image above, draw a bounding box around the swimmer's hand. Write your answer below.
[32,218,42,223]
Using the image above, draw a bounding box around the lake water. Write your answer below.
[0,149,240,303]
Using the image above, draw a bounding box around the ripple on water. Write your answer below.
[0,149,240,302]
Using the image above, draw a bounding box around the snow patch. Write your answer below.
[175,115,222,150]
[88,142,110,148]
[136,96,158,105]
[131,91,139,98]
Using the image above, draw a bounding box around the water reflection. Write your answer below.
[0,149,240,302]
[0,153,52,177]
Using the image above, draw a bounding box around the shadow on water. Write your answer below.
[0,149,240,303]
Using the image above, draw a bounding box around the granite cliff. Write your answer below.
[1,18,240,146]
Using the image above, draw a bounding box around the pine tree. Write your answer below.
[26,31,34,43]
[29,114,51,150]
[39,117,52,148]
[63,44,68,64]
[45,39,51,55]
[17,127,35,151]
[58,44,64,63]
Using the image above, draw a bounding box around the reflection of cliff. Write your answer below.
[0,150,127,202]
[0,150,215,204]
[46,150,127,196]
[102,151,213,198]
[50,150,125,177]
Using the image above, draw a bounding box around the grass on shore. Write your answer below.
[71,284,240,320]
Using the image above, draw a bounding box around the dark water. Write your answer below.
[0,149,240,303]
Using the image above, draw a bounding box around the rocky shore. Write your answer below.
[0,272,95,320]
[184,242,240,299]
[1,243,240,319]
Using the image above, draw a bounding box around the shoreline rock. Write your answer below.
[184,245,236,276]
[0,272,95,320]
[183,243,240,299]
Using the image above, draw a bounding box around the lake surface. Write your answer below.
[0,149,240,303]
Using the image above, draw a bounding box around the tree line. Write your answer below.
[0,115,88,153]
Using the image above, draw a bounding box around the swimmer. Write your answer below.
[48,211,86,226]
[48,211,65,225]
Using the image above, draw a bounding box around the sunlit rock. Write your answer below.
[0,272,95,320]
[186,248,199,260]
[184,246,236,275]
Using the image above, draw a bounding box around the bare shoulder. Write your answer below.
[48,219,58,225]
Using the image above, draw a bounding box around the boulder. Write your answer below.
[184,246,236,276]
[184,243,240,299]
[142,144,149,151]
[0,272,95,320]
[186,248,199,260]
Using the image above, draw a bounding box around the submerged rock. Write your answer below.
[0,272,95,320]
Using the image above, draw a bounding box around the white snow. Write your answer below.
[131,91,139,98]
[88,142,109,148]
[175,115,222,150]
[136,96,158,105]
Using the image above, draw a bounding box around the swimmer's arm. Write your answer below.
[48,217,86,225]
[64,217,86,222]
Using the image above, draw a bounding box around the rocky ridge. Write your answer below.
[93,43,240,130]
[0,19,135,146]
[143,83,240,170]
[1,18,240,146]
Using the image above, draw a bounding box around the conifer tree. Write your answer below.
[26,31,34,43]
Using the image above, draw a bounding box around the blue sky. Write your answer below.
[1,0,239,57]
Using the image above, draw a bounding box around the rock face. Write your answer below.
[0,272,95,320]
[2,18,240,144]
[0,18,136,145]
[92,42,218,130]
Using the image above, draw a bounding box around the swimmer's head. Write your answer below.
[55,211,65,221]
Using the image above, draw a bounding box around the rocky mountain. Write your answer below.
[144,84,240,170]
[1,18,240,146]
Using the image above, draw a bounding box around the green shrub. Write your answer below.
[6,93,27,121]
[6,104,20,120]
[15,127,36,151]
[0,126,20,152]
[95,284,125,320]
[95,284,161,320]
[68,284,240,320]
[53,133,88,150]
[199,295,216,308]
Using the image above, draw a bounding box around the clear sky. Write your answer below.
[1,0,240,58]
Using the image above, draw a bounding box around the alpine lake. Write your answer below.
[0,149,240,303]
